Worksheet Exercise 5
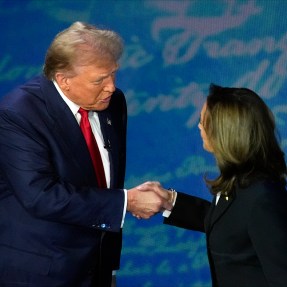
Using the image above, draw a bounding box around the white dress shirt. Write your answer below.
[215,192,221,205]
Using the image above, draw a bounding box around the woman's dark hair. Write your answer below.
[204,84,286,195]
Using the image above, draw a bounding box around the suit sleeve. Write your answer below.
[164,192,211,232]
[0,108,125,232]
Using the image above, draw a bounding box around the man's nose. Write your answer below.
[103,75,116,93]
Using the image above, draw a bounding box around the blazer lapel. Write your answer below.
[98,110,118,188]
[41,77,96,183]
[205,192,235,233]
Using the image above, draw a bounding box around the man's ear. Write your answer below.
[54,72,70,91]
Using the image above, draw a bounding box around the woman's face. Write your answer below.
[198,102,214,153]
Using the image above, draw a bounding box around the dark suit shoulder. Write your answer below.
[236,179,286,202]
[106,88,127,130]
[109,88,126,112]
[0,75,52,112]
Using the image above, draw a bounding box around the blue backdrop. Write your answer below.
[1,1,287,286]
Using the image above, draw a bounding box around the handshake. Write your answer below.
[126,181,175,219]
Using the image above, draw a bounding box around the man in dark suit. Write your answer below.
[0,22,169,287]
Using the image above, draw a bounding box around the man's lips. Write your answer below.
[101,96,112,103]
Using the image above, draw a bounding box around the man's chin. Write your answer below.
[83,102,110,111]
[92,102,110,111]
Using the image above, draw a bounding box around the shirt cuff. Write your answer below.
[121,189,127,227]
[162,209,172,217]
[162,191,177,218]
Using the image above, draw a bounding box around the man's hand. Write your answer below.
[137,181,172,202]
[127,181,172,219]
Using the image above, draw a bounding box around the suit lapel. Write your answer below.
[41,77,97,183]
[98,110,118,188]
[205,192,235,233]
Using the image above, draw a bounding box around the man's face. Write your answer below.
[58,60,119,111]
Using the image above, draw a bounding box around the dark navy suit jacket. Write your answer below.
[164,180,287,287]
[0,75,127,286]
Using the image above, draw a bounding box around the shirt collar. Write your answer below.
[53,80,80,117]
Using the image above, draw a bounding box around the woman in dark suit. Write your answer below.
[141,84,287,287]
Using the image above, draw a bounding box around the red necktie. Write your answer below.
[78,108,107,188]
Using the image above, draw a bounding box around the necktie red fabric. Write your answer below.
[78,108,107,188]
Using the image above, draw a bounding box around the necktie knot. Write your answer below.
[78,107,89,118]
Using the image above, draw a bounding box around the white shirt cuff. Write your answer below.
[121,189,127,227]
[162,191,177,218]
[162,209,172,217]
